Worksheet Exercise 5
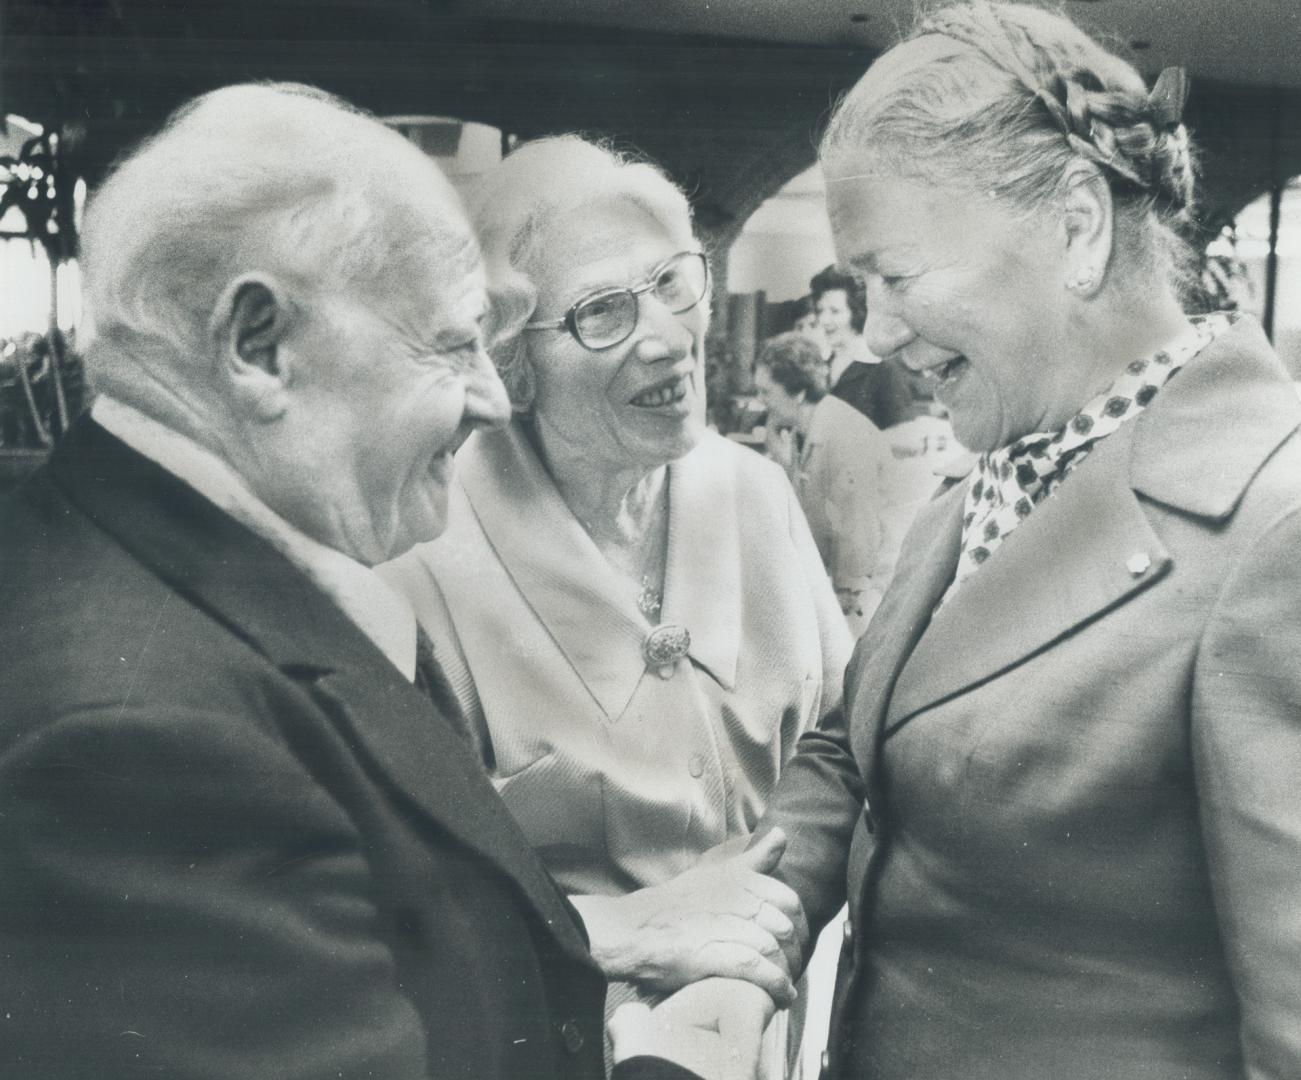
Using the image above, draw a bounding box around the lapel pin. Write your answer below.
[1126,552,1152,577]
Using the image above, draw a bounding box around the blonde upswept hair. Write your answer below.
[821,1,1198,294]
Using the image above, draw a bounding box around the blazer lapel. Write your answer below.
[887,427,1169,733]
[458,426,747,707]
[53,420,593,963]
[886,315,1301,736]
[1130,316,1301,517]
[846,481,964,777]
[832,361,870,397]
[310,663,592,960]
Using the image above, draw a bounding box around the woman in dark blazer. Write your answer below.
[733,3,1301,1078]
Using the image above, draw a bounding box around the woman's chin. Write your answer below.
[630,418,706,470]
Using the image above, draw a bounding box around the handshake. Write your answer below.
[571,828,809,1080]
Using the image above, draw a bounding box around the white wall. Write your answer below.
[728,165,835,300]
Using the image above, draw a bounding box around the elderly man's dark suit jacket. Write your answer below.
[0,419,616,1080]
[764,317,1301,1080]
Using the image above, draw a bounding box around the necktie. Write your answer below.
[412,624,470,740]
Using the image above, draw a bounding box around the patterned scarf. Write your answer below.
[947,312,1234,599]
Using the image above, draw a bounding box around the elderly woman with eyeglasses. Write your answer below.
[381,135,849,1072]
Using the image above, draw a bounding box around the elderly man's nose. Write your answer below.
[466,351,512,427]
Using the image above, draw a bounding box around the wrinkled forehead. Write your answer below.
[823,170,923,271]
[391,180,481,271]
[346,239,486,352]
[369,187,485,304]
[529,194,694,295]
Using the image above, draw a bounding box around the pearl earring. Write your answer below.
[1067,268,1098,292]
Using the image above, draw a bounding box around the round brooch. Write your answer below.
[642,623,690,670]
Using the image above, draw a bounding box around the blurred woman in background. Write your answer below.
[754,331,894,634]
[809,263,913,430]
[789,294,826,355]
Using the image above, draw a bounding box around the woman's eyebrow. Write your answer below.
[565,267,636,300]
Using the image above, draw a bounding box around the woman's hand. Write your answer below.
[571,829,806,1005]
[610,978,777,1080]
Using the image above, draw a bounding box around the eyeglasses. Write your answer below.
[524,251,709,351]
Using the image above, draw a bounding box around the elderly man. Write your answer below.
[0,84,778,1080]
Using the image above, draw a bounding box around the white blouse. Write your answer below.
[380,423,850,898]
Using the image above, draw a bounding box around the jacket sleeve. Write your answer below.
[1192,504,1301,1079]
[736,469,860,955]
[814,424,886,593]
[757,671,865,950]
[0,706,433,1080]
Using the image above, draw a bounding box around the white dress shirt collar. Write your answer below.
[91,395,417,682]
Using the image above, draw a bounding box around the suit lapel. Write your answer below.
[885,316,1301,736]
[52,419,593,963]
[310,663,592,959]
[1130,317,1301,517]
[832,361,870,401]
[845,482,964,784]
[887,426,1168,732]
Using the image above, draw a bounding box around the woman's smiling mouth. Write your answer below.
[630,376,689,409]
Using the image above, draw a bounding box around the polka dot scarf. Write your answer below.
[946,312,1234,601]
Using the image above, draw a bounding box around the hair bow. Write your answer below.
[1147,67,1189,130]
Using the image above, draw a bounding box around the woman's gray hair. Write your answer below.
[469,135,695,413]
[80,82,472,394]
[822,1,1198,295]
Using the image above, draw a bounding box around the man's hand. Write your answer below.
[572,829,807,1005]
[609,978,778,1080]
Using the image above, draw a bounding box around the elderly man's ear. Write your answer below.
[211,275,296,421]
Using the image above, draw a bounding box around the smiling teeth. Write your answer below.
[926,356,967,383]
[633,382,686,407]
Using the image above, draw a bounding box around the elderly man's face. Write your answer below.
[274,249,511,564]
